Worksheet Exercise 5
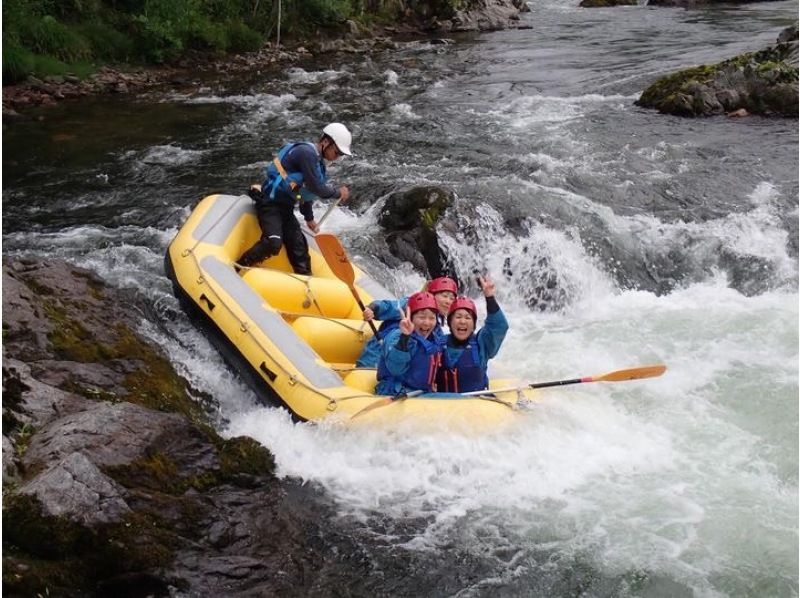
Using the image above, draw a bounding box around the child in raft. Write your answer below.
[375,291,446,396]
[435,275,509,393]
[355,276,457,368]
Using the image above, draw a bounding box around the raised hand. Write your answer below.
[398,305,413,335]
[478,275,496,297]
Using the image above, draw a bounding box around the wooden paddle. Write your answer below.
[315,233,380,338]
[460,364,667,396]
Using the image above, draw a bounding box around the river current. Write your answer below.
[3,1,798,596]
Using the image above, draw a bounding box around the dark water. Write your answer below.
[3,1,798,596]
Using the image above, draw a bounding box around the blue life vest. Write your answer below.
[357,320,442,369]
[436,337,488,393]
[264,142,327,202]
[377,332,442,392]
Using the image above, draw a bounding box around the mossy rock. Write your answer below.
[2,493,176,596]
[636,42,798,117]
[378,185,455,232]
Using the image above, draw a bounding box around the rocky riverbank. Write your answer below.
[2,0,528,120]
[1,259,379,596]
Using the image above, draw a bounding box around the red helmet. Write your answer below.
[448,297,477,323]
[427,276,458,295]
[407,292,438,315]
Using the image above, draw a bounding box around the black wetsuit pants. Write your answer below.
[238,202,311,274]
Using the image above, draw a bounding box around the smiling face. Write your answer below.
[433,291,455,316]
[449,309,475,341]
[411,308,438,338]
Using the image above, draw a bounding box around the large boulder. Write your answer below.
[378,185,456,278]
[636,24,798,117]
[1,258,376,596]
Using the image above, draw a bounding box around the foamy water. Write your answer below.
[2,0,796,594]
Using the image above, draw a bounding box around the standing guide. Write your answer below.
[238,123,352,274]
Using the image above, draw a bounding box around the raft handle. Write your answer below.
[259,362,277,382]
[199,294,215,312]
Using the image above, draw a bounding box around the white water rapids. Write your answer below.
[3,0,797,594]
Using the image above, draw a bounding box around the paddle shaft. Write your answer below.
[349,288,380,338]
[461,365,667,396]
[530,376,590,389]
[315,197,341,230]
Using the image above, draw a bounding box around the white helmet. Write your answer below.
[322,122,352,156]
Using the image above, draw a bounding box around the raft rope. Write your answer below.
[180,196,520,413]
[180,201,377,412]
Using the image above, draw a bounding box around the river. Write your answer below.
[3,1,798,596]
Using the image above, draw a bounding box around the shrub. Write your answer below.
[295,0,353,26]
[78,22,134,60]
[225,21,262,53]
[187,18,229,53]
[2,40,35,83]
[30,54,95,78]
[130,13,185,63]
[21,15,92,61]
[46,0,103,19]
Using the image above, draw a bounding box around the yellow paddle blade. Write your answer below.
[593,364,667,383]
[316,233,355,287]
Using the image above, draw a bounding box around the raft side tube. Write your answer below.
[241,268,362,319]
[291,316,375,364]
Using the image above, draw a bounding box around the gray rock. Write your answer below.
[21,451,131,525]
[3,435,20,482]
[23,401,217,474]
[3,358,92,430]
[378,185,457,278]
[778,23,798,44]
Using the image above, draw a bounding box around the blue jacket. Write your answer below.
[355,297,407,368]
[356,297,448,368]
[263,142,341,221]
[436,303,508,393]
[375,328,445,396]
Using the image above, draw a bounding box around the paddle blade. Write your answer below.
[592,365,666,383]
[316,233,355,286]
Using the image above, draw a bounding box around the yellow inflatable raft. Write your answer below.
[165,193,532,427]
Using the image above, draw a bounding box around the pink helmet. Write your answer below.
[407,292,438,315]
[427,276,458,295]
[448,296,477,323]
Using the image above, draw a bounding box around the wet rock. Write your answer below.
[3,435,19,481]
[378,185,456,278]
[636,23,799,117]
[3,359,93,431]
[580,0,637,7]
[21,401,211,472]
[21,452,132,525]
[1,258,377,596]
[447,0,524,32]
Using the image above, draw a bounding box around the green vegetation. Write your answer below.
[2,0,471,84]
[3,0,271,82]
